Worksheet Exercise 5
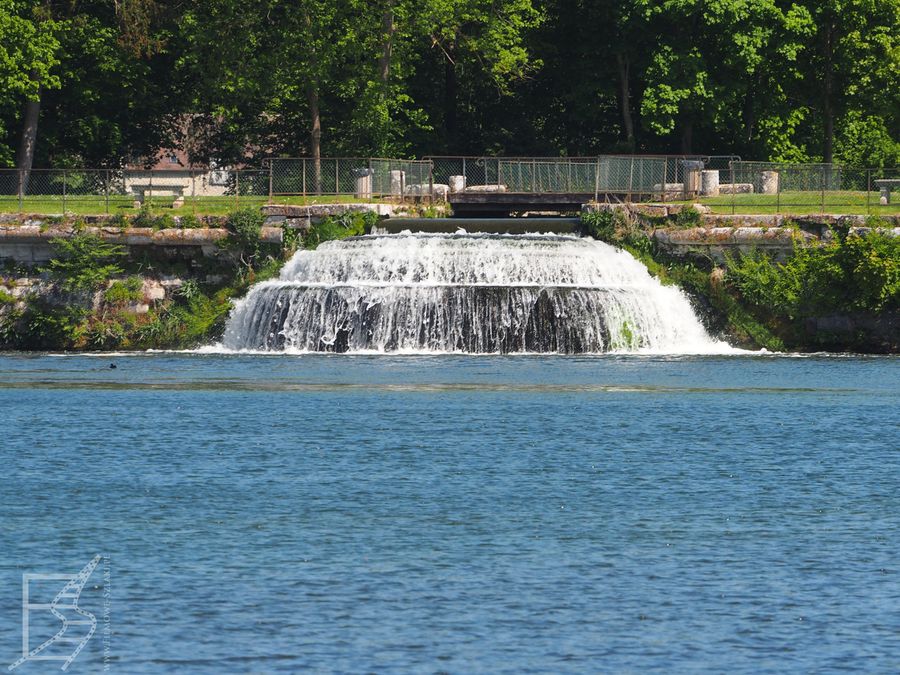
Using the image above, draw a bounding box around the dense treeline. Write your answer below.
[1,0,898,170]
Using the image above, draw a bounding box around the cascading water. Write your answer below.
[222,232,731,354]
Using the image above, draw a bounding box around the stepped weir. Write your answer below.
[223,230,729,354]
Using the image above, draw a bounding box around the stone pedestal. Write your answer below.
[761,170,780,195]
[390,170,405,197]
[684,168,702,196]
[700,170,720,197]
[449,175,467,193]
[355,175,373,199]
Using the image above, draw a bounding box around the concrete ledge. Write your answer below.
[0,225,282,263]
[652,226,899,263]
[262,203,396,226]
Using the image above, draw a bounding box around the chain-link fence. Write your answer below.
[267,158,433,202]
[0,167,274,215]
[711,162,899,215]
[426,155,742,199]
[0,159,897,216]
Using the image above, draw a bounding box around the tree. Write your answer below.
[792,0,899,163]
[0,0,60,180]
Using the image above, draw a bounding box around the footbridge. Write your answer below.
[426,156,735,217]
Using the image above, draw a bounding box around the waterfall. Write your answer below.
[222,232,731,354]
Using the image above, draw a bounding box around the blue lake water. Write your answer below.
[1,353,899,673]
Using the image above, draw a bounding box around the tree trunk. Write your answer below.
[307,83,322,194]
[16,86,41,196]
[616,53,635,150]
[680,118,693,155]
[444,57,457,150]
[378,1,394,85]
[822,26,835,164]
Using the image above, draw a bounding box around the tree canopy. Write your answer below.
[1,0,897,168]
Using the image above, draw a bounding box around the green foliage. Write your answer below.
[581,208,649,251]
[0,288,15,304]
[1,300,88,350]
[176,279,202,302]
[45,234,126,292]
[104,276,144,305]
[726,231,899,318]
[303,211,377,249]
[132,204,176,230]
[673,207,702,229]
[222,208,266,269]
[179,214,204,229]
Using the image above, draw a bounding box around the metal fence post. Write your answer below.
[428,161,435,203]
[62,170,67,213]
[731,164,736,215]
[776,168,781,214]
[236,170,240,209]
[149,169,153,210]
[105,169,110,214]
[661,160,667,204]
[628,156,635,203]
[268,160,273,204]
[867,169,871,215]
[302,159,307,198]
[335,158,339,195]
[821,166,826,213]
[17,170,23,213]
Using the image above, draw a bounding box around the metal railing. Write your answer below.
[0,158,897,216]
[426,155,741,199]
[714,163,899,215]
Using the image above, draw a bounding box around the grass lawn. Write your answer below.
[687,190,900,216]
[0,194,378,217]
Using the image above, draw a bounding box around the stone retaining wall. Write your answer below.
[0,224,283,264]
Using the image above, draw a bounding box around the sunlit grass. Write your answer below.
[684,190,900,216]
[0,194,378,217]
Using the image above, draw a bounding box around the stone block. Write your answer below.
[760,170,780,195]
[449,175,467,193]
[719,183,754,195]
[390,170,405,197]
[700,170,720,196]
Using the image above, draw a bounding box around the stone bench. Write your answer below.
[875,179,900,205]
[129,181,187,208]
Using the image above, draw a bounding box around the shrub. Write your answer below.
[222,208,266,268]
[674,206,702,228]
[132,203,156,228]
[581,209,617,241]
[179,214,203,229]
[302,211,376,249]
[45,234,127,292]
[104,276,144,305]
[725,231,899,318]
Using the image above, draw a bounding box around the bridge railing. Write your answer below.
[426,155,741,198]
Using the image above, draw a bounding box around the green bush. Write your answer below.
[132,203,156,228]
[179,214,203,229]
[303,211,376,249]
[581,209,617,240]
[222,208,265,266]
[673,206,702,228]
[45,234,127,292]
[104,276,144,304]
[726,231,899,318]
